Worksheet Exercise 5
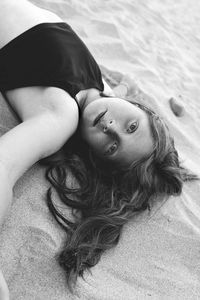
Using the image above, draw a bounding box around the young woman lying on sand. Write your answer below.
[0,0,197,297]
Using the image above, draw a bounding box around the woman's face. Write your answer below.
[80,97,154,167]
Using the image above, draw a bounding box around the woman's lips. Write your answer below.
[93,110,107,126]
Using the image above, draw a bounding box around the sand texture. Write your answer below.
[0,0,200,299]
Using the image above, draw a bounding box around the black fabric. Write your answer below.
[0,22,104,107]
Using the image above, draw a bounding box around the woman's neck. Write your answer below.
[75,88,101,112]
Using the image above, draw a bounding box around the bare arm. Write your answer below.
[0,94,78,224]
[0,100,78,185]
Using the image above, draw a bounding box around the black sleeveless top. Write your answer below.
[0,22,104,104]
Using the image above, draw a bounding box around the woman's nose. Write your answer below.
[103,120,115,133]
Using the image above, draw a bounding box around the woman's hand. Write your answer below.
[119,74,141,96]
[113,74,141,98]
[0,270,9,300]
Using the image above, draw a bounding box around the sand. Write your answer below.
[0,0,200,299]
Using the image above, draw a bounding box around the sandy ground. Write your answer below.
[0,0,200,299]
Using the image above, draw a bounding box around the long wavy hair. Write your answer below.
[40,100,198,290]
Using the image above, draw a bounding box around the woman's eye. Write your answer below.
[104,142,118,156]
[127,122,138,133]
